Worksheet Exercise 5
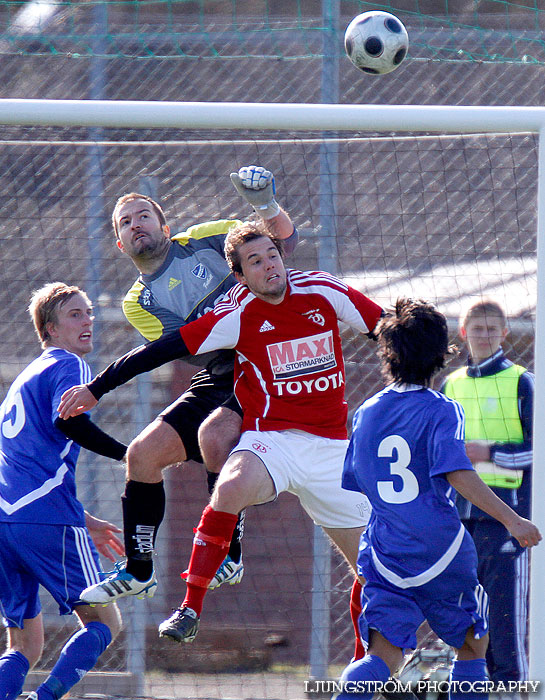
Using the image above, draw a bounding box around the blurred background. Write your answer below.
[0,1,538,697]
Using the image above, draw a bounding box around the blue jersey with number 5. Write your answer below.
[343,384,477,596]
[0,348,91,525]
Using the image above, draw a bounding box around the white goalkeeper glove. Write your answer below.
[230,165,281,220]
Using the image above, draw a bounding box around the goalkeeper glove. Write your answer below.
[230,165,281,220]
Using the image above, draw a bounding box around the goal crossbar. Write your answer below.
[1,98,545,133]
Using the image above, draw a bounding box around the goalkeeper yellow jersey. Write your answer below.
[123,219,241,375]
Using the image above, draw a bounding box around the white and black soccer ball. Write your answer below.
[344,11,408,75]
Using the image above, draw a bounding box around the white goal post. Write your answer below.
[2,98,544,683]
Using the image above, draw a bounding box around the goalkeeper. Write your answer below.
[80,166,297,604]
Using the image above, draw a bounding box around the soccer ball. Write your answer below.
[344,11,408,75]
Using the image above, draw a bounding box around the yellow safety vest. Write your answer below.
[443,364,525,489]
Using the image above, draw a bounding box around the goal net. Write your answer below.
[0,1,542,699]
[0,125,538,698]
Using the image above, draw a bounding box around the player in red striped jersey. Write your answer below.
[181,253,378,439]
[58,220,383,645]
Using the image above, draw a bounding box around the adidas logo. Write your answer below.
[259,320,275,332]
[500,539,517,553]
[168,277,182,290]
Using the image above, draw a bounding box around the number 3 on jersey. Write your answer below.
[377,434,419,504]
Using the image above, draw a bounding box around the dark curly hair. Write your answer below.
[377,298,457,385]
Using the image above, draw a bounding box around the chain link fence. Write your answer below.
[0,1,539,697]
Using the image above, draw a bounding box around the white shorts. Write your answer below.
[231,430,371,529]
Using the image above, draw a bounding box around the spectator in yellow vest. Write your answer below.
[441,299,533,690]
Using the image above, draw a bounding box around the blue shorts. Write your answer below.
[0,522,102,628]
[359,565,489,651]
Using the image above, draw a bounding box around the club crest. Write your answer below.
[191,263,208,280]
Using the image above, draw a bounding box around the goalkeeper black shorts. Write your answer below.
[159,368,242,463]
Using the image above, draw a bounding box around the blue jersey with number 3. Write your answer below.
[343,384,477,596]
[0,348,91,525]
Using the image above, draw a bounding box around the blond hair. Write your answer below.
[28,282,91,348]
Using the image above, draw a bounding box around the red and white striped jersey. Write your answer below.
[180,269,383,439]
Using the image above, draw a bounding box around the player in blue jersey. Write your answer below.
[335,298,541,700]
[0,283,127,700]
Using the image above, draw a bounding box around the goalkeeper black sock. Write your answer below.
[122,479,165,581]
[227,510,245,563]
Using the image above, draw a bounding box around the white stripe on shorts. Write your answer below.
[72,526,101,588]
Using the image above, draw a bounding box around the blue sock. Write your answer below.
[36,621,112,700]
[449,658,488,700]
[0,650,30,700]
[333,654,390,700]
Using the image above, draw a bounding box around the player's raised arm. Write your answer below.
[230,165,296,242]
[447,468,541,547]
[58,329,191,418]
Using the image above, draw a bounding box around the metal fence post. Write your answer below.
[309,525,332,679]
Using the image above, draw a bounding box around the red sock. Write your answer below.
[350,578,365,661]
[182,505,238,616]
